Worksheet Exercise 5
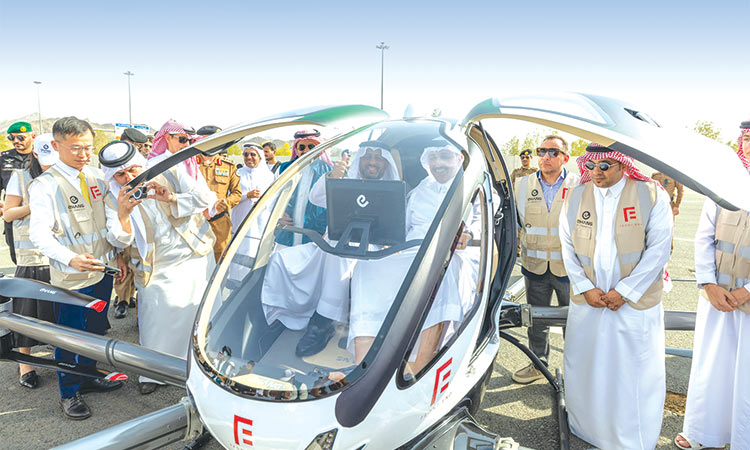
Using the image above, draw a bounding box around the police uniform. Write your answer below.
[2,122,35,264]
[510,166,538,187]
[652,172,683,253]
[198,154,242,261]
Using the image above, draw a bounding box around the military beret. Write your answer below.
[197,125,221,136]
[519,149,532,156]
[741,120,750,129]
[120,127,148,143]
[7,121,32,134]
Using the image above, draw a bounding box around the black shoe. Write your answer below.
[139,382,158,395]
[19,370,39,389]
[114,302,127,319]
[128,297,137,308]
[79,377,124,394]
[60,393,91,420]
[295,313,335,357]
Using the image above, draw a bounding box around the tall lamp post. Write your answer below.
[33,81,42,133]
[376,42,389,110]
[123,71,134,125]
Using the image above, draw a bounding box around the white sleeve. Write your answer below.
[6,172,23,198]
[308,175,327,208]
[28,181,77,267]
[104,196,134,249]
[615,186,674,302]
[171,169,217,218]
[694,198,718,286]
[559,200,595,295]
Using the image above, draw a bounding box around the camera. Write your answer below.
[129,185,149,201]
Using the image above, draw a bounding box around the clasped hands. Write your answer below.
[582,288,626,311]
[704,283,749,312]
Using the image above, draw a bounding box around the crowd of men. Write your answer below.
[2,116,749,450]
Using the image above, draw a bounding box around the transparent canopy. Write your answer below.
[192,119,480,400]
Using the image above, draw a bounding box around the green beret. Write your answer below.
[7,121,32,134]
[519,149,532,156]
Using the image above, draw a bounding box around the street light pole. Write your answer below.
[33,81,42,133]
[376,42,389,110]
[123,71,134,125]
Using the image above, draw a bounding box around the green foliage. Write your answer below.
[692,121,722,142]
[501,136,520,155]
[276,142,291,156]
[93,130,115,154]
[727,139,739,152]
[227,143,242,156]
[520,130,542,153]
[569,139,588,156]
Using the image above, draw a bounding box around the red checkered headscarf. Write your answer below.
[291,129,333,167]
[576,143,651,185]
[737,127,750,169]
[149,119,199,179]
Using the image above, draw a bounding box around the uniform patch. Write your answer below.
[70,196,79,205]
[90,185,102,200]
[215,167,230,177]
[581,211,590,220]
[623,206,637,222]
[531,189,539,197]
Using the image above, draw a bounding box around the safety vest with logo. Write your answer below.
[707,206,750,314]
[106,168,215,287]
[515,171,579,277]
[31,165,115,290]
[11,169,48,267]
[564,178,662,310]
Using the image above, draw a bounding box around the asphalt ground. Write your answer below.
[0,188,705,450]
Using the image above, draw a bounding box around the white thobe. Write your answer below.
[349,176,477,351]
[559,177,672,450]
[682,199,750,448]
[107,168,216,384]
[231,164,274,235]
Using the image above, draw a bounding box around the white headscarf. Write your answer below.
[237,144,275,194]
[347,141,400,181]
[419,139,463,184]
[99,141,149,257]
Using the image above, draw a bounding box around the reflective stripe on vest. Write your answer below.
[712,206,750,313]
[566,178,662,310]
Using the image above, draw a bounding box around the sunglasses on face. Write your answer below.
[520,155,531,160]
[584,160,620,171]
[536,147,564,158]
[243,152,259,158]
[297,144,316,151]
[7,134,25,142]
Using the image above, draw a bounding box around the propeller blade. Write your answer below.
[3,350,128,380]
[0,277,103,310]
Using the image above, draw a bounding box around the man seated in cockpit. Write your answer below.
[261,140,400,357]
[347,141,478,374]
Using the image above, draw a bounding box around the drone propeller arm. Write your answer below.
[4,350,127,381]
[0,312,186,386]
[0,277,106,311]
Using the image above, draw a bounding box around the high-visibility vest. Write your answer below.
[709,207,750,314]
[107,169,215,287]
[564,178,662,310]
[12,169,48,267]
[32,165,115,290]
[515,171,578,277]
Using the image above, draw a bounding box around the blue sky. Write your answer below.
[1,0,747,141]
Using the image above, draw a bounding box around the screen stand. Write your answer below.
[333,219,372,257]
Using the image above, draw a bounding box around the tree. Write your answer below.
[500,136,520,156]
[569,139,588,156]
[227,143,242,157]
[692,121,722,142]
[276,142,292,157]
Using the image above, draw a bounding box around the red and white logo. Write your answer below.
[561,188,569,199]
[431,357,453,405]
[233,415,253,447]
[623,206,637,222]
[104,372,128,381]
[90,185,102,200]
[85,299,107,312]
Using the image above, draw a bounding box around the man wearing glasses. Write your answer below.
[3,122,36,264]
[29,117,129,419]
[510,148,537,187]
[511,135,578,384]
[558,143,672,449]
[120,127,150,158]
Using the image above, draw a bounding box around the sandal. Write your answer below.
[674,432,707,449]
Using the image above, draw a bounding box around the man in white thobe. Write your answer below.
[559,144,672,450]
[100,141,216,395]
[261,140,400,357]
[348,141,477,372]
[676,125,750,450]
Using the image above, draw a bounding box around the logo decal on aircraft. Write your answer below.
[431,357,453,405]
[233,415,253,447]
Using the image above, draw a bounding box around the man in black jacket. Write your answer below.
[2,121,35,264]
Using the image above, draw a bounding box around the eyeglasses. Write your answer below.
[243,152,260,158]
[584,160,620,171]
[297,144,316,151]
[62,144,96,154]
[177,136,191,144]
[7,134,25,142]
[536,147,565,158]
[520,155,531,160]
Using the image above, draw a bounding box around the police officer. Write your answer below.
[510,148,538,187]
[120,127,150,157]
[2,122,36,264]
[199,151,242,261]
[651,172,683,216]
